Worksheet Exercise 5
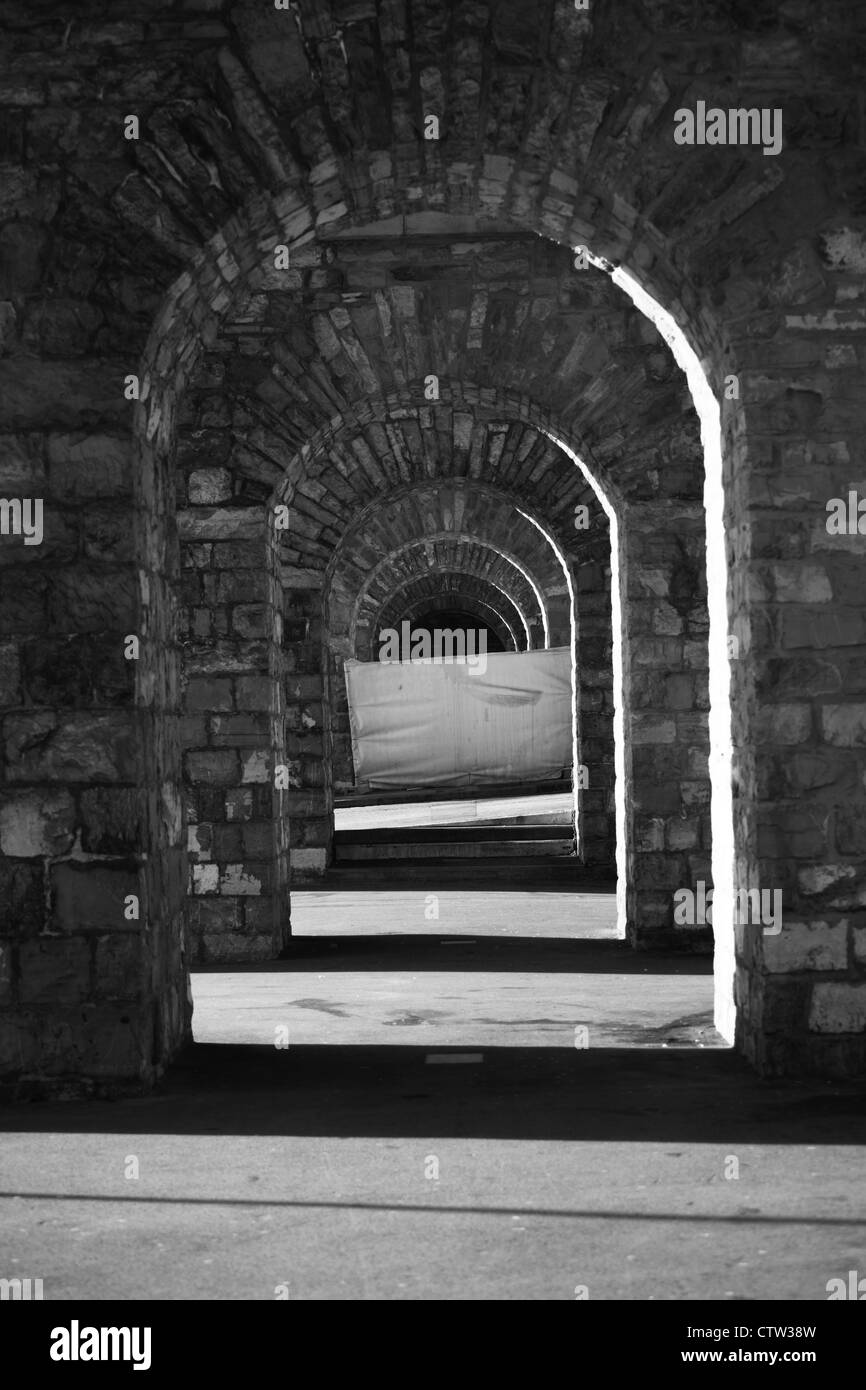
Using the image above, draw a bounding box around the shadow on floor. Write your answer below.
[308,865,617,892]
[196,937,714,975]
[3,1044,865,1145]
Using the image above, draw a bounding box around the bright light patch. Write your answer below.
[482,577,531,650]
[583,251,736,1041]
[531,444,626,937]
[497,552,550,648]
[516,506,583,860]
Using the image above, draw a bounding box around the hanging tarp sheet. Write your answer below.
[344,647,573,789]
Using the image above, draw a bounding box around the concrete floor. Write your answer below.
[2,886,865,1301]
[196,890,713,1051]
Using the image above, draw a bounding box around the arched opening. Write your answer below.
[385,609,508,657]
[133,209,724,1079]
[8,0,863,1092]
[155,212,722,1068]
[5,2,866,1318]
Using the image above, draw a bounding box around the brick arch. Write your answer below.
[323,479,575,640]
[122,24,816,1061]
[349,531,549,630]
[267,400,610,561]
[193,234,700,515]
[370,581,523,659]
[361,561,537,656]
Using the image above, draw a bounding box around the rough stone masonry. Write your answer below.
[0,0,864,1091]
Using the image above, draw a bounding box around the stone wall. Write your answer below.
[1,0,865,1084]
[178,516,290,964]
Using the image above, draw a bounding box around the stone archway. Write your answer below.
[369,578,525,657]
[3,1,865,1086]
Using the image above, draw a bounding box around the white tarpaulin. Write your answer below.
[344,647,573,789]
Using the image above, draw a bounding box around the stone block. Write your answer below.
[188,467,232,505]
[675,712,709,743]
[300,818,330,847]
[212,541,261,569]
[182,543,213,570]
[192,863,219,894]
[771,562,832,604]
[188,823,212,861]
[757,805,829,861]
[0,433,46,492]
[219,863,266,896]
[185,750,238,785]
[0,790,75,856]
[633,852,686,891]
[235,676,272,711]
[79,788,138,853]
[0,859,44,935]
[190,898,242,934]
[809,983,866,1034]
[178,428,231,470]
[177,507,262,541]
[19,937,89,1005]
[662,674,694,710]
[80,504,133,562]
[49,565,137,632]
[216,571,266,603]
[244,898,277,934]
[184,640,271,678]
[232,604,269,639]
[52,863,139,933]
[288,675,325,700]
[681,780,711,807]
[763,919,848,974]
[211,823,243,860]
[208,713,269,747]
[821,704,866,746]
[0,223,48,298]
[783,750,854,793]
[179,714,208,747]
[201,932,276,962]
[666,816,701,851]
[21,634,132,707]
[47,433,131,499]
[241,749,270,783]
[93,935,145,1000]
[782,609,866,650]
[242,823,273,857]
[635,816,665,852]
[755,703,812,744]
[33,1003,153,1080]
[4,712,138,783]
[756,978,810,1036]
[289,847,327,875]
[796,864,857,898]
[0,570,48,635]
[184,676,234,712]
[188,786,224,824]
[631,638,682,667]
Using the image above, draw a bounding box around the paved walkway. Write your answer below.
[1,888,864,1301]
